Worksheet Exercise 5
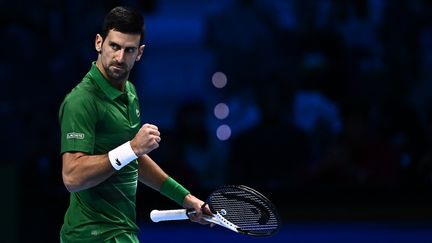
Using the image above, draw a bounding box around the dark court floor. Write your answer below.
[138,220,432,243]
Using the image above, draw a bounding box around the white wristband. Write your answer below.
[108,141,138,170]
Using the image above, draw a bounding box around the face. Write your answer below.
[95,30,144,84]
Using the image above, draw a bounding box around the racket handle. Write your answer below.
[150,209,190,222]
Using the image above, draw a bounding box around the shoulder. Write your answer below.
[59,78,105,117]
[63,86,96,108]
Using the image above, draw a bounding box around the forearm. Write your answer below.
[62,152,115,192]
[138,156,192,206]
[137,154,169,191]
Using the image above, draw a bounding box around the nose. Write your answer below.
[115,50,125,63]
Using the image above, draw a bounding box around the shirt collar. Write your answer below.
[89,61,132,101]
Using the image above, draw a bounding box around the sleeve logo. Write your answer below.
[66,132,85,140]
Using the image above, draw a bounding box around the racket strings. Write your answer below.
[210,188,280,235]
[217,200,278,232]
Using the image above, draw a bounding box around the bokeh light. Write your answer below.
[211,71,227,88]
[213,102,229,120]
[216,124,231,141]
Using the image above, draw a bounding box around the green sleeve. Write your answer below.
[59,92,99,155]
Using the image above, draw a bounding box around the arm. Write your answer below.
[137,154,213,225]
[62,152,114,192]
[62,123,161,192]
[137,154,169,190]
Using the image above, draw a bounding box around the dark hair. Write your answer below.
[101,6,145,42]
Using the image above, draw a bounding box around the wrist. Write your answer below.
[129,139,141,157]
[160,177,190,205]
[108,141,138,170]
[181,194,195,208]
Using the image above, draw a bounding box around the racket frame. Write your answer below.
[150,184,281,237]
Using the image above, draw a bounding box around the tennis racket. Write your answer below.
[150,185,281,237]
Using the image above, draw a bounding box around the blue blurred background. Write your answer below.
[2,0,432,242]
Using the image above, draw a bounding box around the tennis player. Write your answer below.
[58,6,212,242]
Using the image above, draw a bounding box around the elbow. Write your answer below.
[62,152,91,192]
[62,173,83,193]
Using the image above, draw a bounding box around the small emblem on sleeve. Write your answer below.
[136,109,140,117]
[66,132,85,140]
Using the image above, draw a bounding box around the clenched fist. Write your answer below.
[130,123,161,156]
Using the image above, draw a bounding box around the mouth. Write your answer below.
[111,64,125,71]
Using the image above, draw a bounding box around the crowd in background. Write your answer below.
[204,0,432,192]
[149,0,432,193]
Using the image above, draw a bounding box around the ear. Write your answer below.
[95,34,103,53]
[135,44,145,61]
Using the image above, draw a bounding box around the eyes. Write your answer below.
[109,42,137,54]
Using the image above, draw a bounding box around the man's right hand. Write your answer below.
[130,123,161,156]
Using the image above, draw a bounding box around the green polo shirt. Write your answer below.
[58,62,141,242]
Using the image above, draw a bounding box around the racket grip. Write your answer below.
[150,209,190,222]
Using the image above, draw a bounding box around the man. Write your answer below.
[58,6,211,242]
